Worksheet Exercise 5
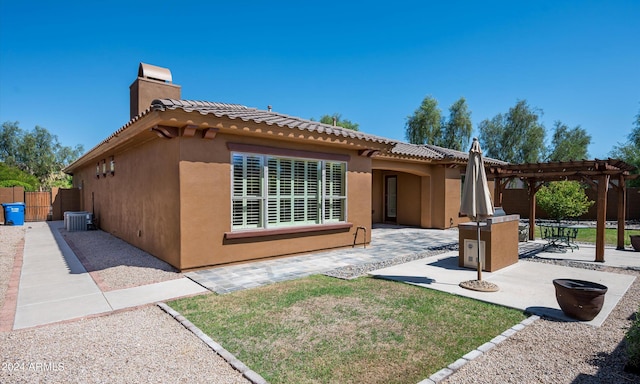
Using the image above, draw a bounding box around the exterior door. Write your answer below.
[385,175,397,222]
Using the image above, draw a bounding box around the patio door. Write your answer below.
[385,175,397,222]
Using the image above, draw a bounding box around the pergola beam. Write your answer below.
[487,158,636,262]
[492,170,628,179]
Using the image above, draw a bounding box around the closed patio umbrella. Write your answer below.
[460,138,497,291]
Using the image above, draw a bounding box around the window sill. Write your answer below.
[225,222,353,240]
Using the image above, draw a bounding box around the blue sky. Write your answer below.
[1,1,638,159]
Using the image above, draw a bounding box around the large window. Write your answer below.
[232,153,346,230]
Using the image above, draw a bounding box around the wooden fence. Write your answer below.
[0,187,81,222]
[24,192,51,221]
[500,187,640,220]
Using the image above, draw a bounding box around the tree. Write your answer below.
[477,114,505,159]
[478,100,546,163]
[547,121,591,161]
[0,121,21,165]
[441,97,472,151]
[609,108,640,187]
[536,181,594,222]
[317,114,359,131]
[0,162,39,191]
[0,122,84,189]
[405,96,442,145]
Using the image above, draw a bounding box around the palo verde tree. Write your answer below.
[478,99,546,163]
[0,121,84,190]
[547,121,591,161]
[536,180,594,222]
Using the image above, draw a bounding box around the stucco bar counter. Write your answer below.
[458,214,520,272]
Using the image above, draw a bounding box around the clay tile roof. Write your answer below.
[390,142,506,165]
[391,142,444,159]
[151,99,396,145]
[65,98,506,173]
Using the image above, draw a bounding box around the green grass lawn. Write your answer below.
[574,228,640,246]
[169,275,526,384]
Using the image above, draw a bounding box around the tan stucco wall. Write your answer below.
[396,173,422,226]
[73,138,182,268]
[71,115,377,270]
[420,175,432,228]
[177,133,372,269]
[371,170,383,223]
[458,219,519,272]
[443,167,463,229]
[371,167,435,228]
[129,77,181,119]
[371,161,470,230]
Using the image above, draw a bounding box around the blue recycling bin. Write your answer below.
[2,202,25,226]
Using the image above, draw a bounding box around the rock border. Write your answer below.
[156,302,267,384]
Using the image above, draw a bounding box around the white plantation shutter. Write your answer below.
[323,162,346,222]
[232,154,264,229]
[232,152,345,230]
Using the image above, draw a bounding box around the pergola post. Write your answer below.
[595,175,610,262]
[494,176,503,208]
[488,159,635,262]
[528,178,537,241]
[616,174,626,250]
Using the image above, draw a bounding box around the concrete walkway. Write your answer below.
[13,222,207,329]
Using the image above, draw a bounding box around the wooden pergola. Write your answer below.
[488,159,637,262]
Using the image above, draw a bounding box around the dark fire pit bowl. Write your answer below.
[553,279,608,321]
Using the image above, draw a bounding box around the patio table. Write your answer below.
[538,222,587,252]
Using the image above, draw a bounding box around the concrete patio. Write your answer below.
[369,243,637,327]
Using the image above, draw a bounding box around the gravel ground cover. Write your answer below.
[442,265,640,383]
[2,223,640,383]
[324,244,458,280]
[0,226,24,310]
[0,306,250,384]
[60,228,182,290]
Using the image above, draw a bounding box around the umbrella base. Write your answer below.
[459,280,499,292]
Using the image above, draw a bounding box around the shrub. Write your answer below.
[0,179,36,191]
[536,180,594,221]
[626,306,640,374]
[0,162,39,191]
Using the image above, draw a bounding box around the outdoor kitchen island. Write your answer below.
[458,214,520,272]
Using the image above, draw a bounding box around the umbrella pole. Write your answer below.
[477,221,482,281]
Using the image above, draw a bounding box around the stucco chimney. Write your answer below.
[129,63,181,119]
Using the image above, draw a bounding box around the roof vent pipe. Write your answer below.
[333,117,337,126]
[268,105,272,112]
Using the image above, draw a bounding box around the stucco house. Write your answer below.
[64,63,502,271]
